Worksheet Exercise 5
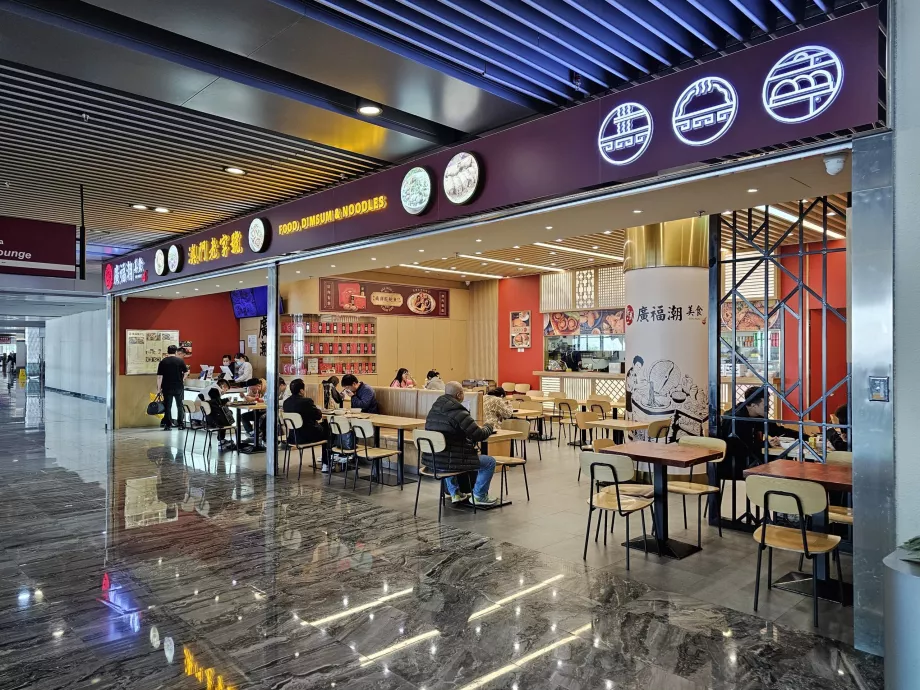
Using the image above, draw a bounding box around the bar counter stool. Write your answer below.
[747,475,844,627]
[580,451,654,569]
[413,430,474,521]
[670,436,727,545]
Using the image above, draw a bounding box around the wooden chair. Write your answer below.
[747,475,845,627]
[514,398,545,459]
[580,451,654,569]
[513,383,531,394]
[280,412,326,479]
[670,437,727,545]
[575,410,599,450]
[413,429,474,521]
[491,418,531,502]
[196,400,237,457]
[587,393,610,401]
[588,399,613,420]
[647,418,670,441]
[183,400,202,452]
[348,419,400,494]
[554,398,578,447]
[328,417,356,487]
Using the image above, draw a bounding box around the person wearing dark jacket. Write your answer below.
[342,374,379,413]
[283,379,329,446]
[424,381,498,506]
[719,386,805,479]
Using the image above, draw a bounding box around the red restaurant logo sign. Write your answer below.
[320,278,449,318]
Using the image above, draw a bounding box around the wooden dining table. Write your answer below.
[326,412,425,488]
[227,401,267,456]
[600,441,722,559]
[744,459,853,604]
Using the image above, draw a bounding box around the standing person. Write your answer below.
[424,381,498,506]
[233,353,253,384]
[482,387,513,430]
[390,368,415,388]
[156,345,189,430]
[341,374,379,413]
[424,370,445,391]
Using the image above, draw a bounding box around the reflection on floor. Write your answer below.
[0,384,882,689]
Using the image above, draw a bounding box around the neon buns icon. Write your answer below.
[763,46,843,124]
[598,102,653,166]
[672,77,738,146]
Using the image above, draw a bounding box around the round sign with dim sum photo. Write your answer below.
[443,152,480,205]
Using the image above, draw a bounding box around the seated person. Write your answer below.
[719,386,805,480]
[322,376,343,409]
[241,378,266,437]
[204,387,236,450]
[192,379,230,424]
[424,370,445,391]
[233,353,253,384]
[390,368,415,388]
[483,387,513,430]
[278,377,289,402]
[282,379,330,468]
[342,374,379,414]
[827,403,849,451]
[424,381,498,507]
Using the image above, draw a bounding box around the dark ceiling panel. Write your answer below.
[83,0,301,57]
[0,12,217,105]
[182,78,432,161]
[248,15,535,133]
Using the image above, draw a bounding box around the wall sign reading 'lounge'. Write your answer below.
[598,102,653,166]
[763,46,843,124]
[672,76,739,147]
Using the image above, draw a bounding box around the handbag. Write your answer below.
[147,394,166,416]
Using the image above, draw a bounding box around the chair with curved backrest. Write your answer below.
[328,416,355,487]
[196,400,237,458]
[587,393,609,401]
[575,410,600,450]
[514,383,531,394]
[746,475,844,627]
[501,382,516,394]
[413,429,474,521]
[280,412,326,480]
[671,436,727,545]
[555,398,578,447]
[579,451,654,568]
[183,399,201,452]
[348,418,399,495]
[491,418,531,502]
[647,418,671,441]
[588,399,612,420]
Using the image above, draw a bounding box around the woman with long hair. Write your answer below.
[390,368,415,388]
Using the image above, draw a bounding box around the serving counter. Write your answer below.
[534,370,626,401]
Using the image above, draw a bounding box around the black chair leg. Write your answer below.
[522,464,530,501]
[767,547,773,589]
[798,554,805,572]
[413,471,423,516]
[682,496,688,530]
[603,511,608,546]
[753,546,764,612]
[595,505,603,542]
[640,510,649,554]
[834,549,845,606]
[812,556,819,627]
[583,507,593,560]
[697,495,702,547]
[625,514,631,570]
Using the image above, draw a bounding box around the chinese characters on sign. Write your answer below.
[188,231,244,266]
[125,330,179,375]
[320,278,449,317]
[631,304,705,323]
[106,258,147,290]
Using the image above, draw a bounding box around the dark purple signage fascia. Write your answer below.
[105,7,879,292]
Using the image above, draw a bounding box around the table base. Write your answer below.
[772,571,853,605]
[356,472,417,487]
[624,536,701,560]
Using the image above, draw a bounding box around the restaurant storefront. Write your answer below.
[104,7,889,654]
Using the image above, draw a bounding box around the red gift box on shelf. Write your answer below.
[336,342,344,354]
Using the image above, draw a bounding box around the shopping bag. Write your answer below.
[147,393,166,417]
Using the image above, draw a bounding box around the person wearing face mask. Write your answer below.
[233,353,253,385]
[424,381,498,507]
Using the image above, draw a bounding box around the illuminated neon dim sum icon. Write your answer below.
[762,46,843,123]
[598,102,653,166]
[672,76,738,146]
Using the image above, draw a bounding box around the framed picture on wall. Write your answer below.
[510,310,531,348]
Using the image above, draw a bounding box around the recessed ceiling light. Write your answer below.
[747,188,758,193]
[223,166,245,175]
[549,251,556,255]
[154,207,169,213]
[330,265,336,268]
[215,285,219,288]
[475,251,482,255]
[722,209,732,214]
[475,239,482,242]
[481,263,487,266]
[358,104,382,116]
[441,257,447,260]
[828,211,837,216]
[425,270,430,273]
[130,204,148,210]
[194,288,199,291]
[591,246,599,249]
[371,257,377,261]
[555,238,563,242]
[515,258,521,261]
[550,263,556,266]
[603,230,612,235]
[239,280,243,283]
[295,270,301,274]
[589,258,595,262]
[451,266,456,269]
[385,265,390,268]
[413,261,419,265]
[398,264,501,279]
[512,245,520,249]
[418,249,424,253]
[534,242,623,261]
[545,226,553,230]
[633,209,642,214]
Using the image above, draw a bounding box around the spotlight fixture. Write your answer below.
[475,239,482,242]
[223,167,246,175]
[533,242,623,261]
[130,204,148,210]
[398,264,503,279]
[371,257,377,261]
[154,207,169,213]
[603,230,612,235]
[358,104,382,116]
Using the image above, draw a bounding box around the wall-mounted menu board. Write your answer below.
[320,278,449,317]
[126,330,179,375]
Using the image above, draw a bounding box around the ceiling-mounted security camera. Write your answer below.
[465,280,471,287]
[823,152,847,176]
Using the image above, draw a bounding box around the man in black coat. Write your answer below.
[424,381,498,506]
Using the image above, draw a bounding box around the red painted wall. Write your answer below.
[778,240,848,419]
[118,294,240,376]
[497,275,543,390]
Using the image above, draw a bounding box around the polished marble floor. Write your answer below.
[0,383,882,689]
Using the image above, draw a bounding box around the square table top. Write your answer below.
[228,402,267,411]
[487,428,528,442]
[744,460,852,492]
[323,412,425,429]
[585,419,650,431]
[600,441,721,468]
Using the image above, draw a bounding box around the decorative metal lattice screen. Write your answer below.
[540,272,573,312]
[597,265,626,307]
[574,270,595,309]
